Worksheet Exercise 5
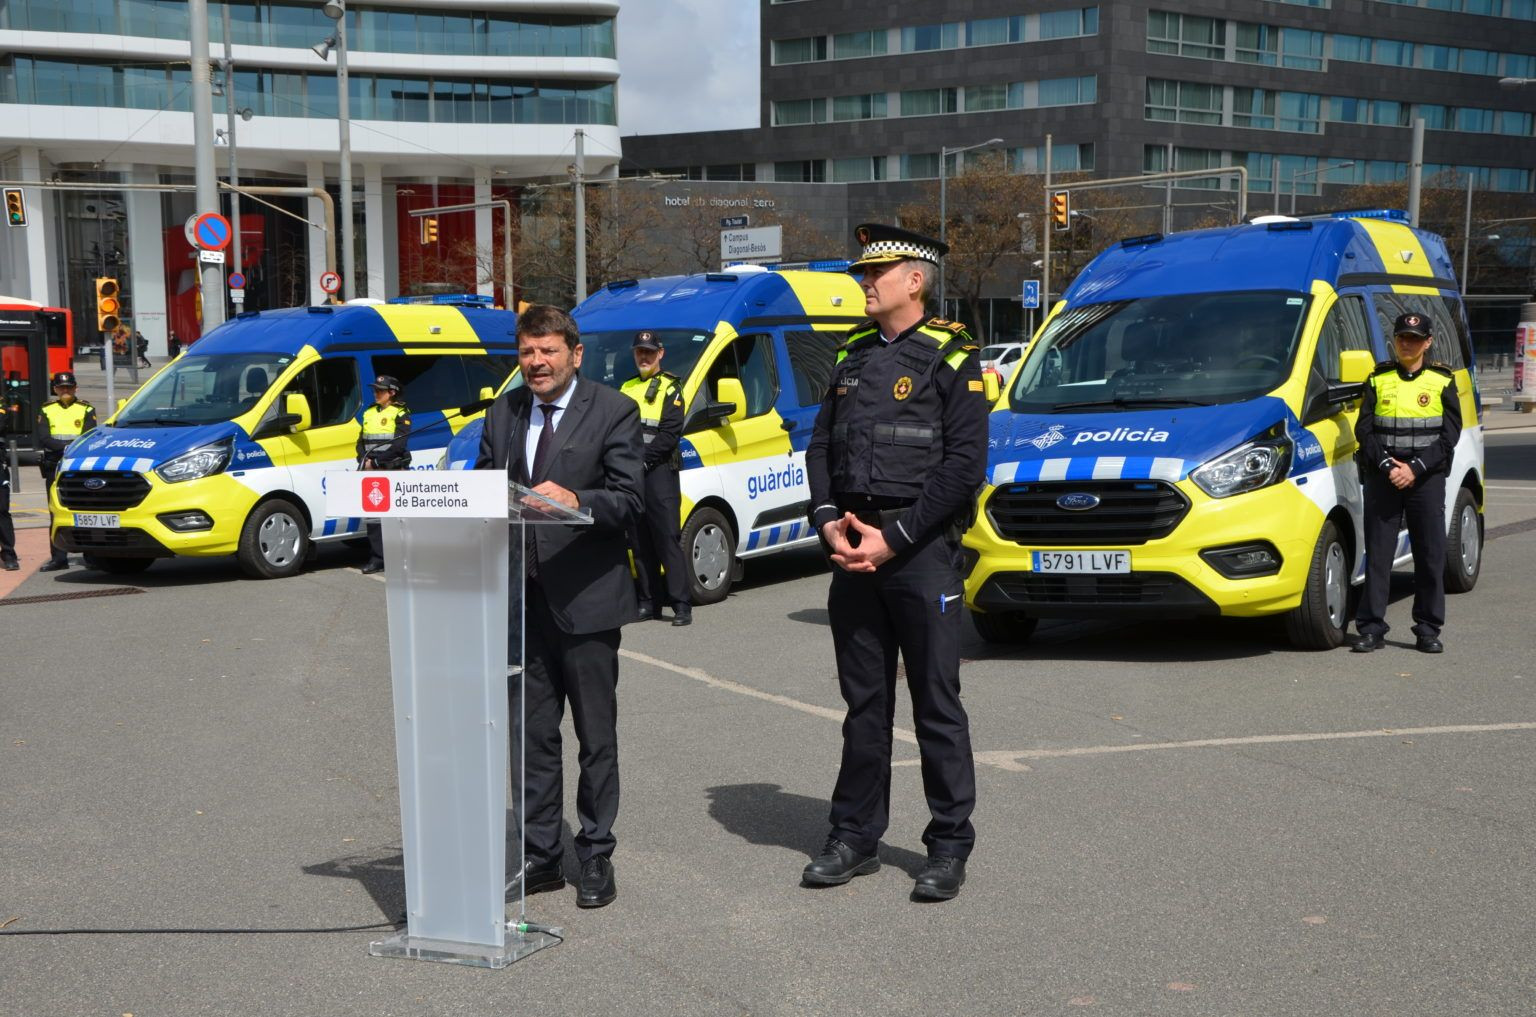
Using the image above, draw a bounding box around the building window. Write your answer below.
[1147,11,1225,59]
[832,30,888,59]
[1146,79,1221,125]
[831,157,885,183]
[772,98,826,126]
[771,36,828,65]
[773,160,825,183]
[965,84,1010,113]
[967,17,1022,46]
[1039,75,1096,106]
[900,87,958,117]
[831,93,887,121]
[1039,7,1099,39]
[900,23,961,52]
[900,153,940,179]
[705,164,755,182]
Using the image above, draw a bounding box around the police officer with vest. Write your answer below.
[0,404,16,571]
[1354,312,1462,654]
[619,330,691,625]
[802,223,988,901]
[357,375,411,575]
[36,372,96,572]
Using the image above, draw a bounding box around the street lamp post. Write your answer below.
[937,136,1004,314]
[315,0,355,301]
[220,4,251,306]
[1289,160,1355,215]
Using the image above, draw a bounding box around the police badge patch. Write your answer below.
[893,376,913,400]
[1418,392,1432,407]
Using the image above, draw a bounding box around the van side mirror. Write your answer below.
[1327,350,1376,405]
[715,378,747,425]
[982,372,1001,403]
[284,392,312,432]
[478,386,494,402]
[116,397,128,412]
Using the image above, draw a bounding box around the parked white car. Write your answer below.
[978,342,1027,375]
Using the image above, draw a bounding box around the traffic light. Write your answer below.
[3,188,25,227]
[95,277,121,332]
[420,216,439,244]
[1051,190,1071,231]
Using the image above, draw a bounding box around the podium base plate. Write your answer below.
[369,926,561,969]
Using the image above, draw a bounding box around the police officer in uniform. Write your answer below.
[0,400,17,571]
[802,223,988,901]
[36,372,96,572]
[1354,312,1462,653]
[356,375,411,575]
[619,330,691,626]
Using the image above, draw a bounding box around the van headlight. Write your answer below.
[155,439,232,484]
[1190,436,1292,498]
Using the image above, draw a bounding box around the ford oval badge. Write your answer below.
[83,477,107,491]
[1056,492,1100,511]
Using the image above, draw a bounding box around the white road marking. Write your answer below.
[1484,484,1536,491]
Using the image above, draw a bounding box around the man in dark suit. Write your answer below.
[474,304,644,909]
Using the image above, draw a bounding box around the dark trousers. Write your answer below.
[0,465,15,563]
[826,531,976,860]
[365,521,383,564]
[633,465,688,608]
[511,581,622,866]
[1358,471,1447,639]
[40,460,66,564]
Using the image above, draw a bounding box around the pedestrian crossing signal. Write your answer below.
[95,277,121,332]
[420,216,439,244]
[4,188,25,227]
[1051,190,1071,231]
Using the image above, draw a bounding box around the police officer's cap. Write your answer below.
[633,330,662,350]
[371,374,402,392]
[848,223,949,271]
[1392,312,1432,339]
[50,371,77,388]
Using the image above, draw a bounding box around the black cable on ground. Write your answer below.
[0,919,403,937]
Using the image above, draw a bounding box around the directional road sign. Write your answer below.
[720,215,750,229]
[1022,279,1040,309]
[319,271,342,295]
[193,212,232,251]
[227,272,246,289]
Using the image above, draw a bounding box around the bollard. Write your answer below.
[7,439,19,494]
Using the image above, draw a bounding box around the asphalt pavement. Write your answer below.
[2,381,1535,1015]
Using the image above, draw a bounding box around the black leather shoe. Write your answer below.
[506,858,565,897]
[577,856,616,908]
[0,559,17,571]
[635,602,655,621]
[671,603,692,627]
[1352,632,1385,653]
[360,560,384,575]
[38,560,69,572]
[1416,636,1444,654]
[912,856,966,901]
[801,837,880,886]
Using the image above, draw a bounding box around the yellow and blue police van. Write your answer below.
[51,301,517,578]
[965,209,1485,649]
[442,264,867,602]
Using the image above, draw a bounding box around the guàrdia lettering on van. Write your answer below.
[747,462,805,500]
[391,477,473,509]
[1072,427,1171,446]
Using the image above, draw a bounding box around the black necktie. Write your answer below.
[530,403,557,481]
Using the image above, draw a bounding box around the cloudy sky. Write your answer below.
[615,1,760,137]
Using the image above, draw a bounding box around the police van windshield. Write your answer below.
[1010,291,1309,413]
[114,353,292,427]
[577,329,712,389]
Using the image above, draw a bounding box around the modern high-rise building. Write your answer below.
[622,1,1536,343]
[0,0,620,352]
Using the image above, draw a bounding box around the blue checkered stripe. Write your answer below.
[745,519,814,551]
[989,455,1189,485]
[61,455,155,472]
[321,517,364,537]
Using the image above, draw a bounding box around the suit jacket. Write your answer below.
[475,380,644,634]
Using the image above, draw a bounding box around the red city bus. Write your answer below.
[0,298,75,451]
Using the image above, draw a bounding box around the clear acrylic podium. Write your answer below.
[365,478,591,969]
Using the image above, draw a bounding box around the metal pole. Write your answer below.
[223,5,242,308]
[1462,172,1473,294]
[1041,134,1051,315]
[333,8,355,300]
[1408,117,1424,228]
[189,0,225,330]
[573,129,587,303]
[1163,142,1173,234]
[939,146,949,309]
[1272,156,1281,215]
[1289,168,1298,216]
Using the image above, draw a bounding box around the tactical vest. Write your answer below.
[828,319,972,501]
[1368,365,1450,456]
[41,400,92,439]
[619,372,679,430]
[361,403,410,466]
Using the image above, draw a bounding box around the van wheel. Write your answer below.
[681,507,735,605]
[970,608,1037,644]
[237,498,309,579]
[1444,487,1481,594]
[1284,520,1348,650]
[82,555,154,575]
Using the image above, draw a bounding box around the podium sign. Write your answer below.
[325,472,591,969]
